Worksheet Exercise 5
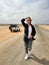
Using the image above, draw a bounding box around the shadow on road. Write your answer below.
[29,54,49,65]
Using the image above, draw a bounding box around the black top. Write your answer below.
[21,18,36,42]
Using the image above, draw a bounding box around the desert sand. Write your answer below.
[0,25,24,43]
[39,25,49,30]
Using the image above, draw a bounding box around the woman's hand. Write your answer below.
[30,35,32,38]
[28,35,33,39]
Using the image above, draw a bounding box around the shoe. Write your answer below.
[25,54,29,60]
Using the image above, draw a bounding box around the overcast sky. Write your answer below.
[0,0,49,24]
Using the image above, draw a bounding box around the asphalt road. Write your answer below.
[0,25,49,65]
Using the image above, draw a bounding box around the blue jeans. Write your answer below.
[24,39,33,54]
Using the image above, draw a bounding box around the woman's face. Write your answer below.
[26,18,31,24]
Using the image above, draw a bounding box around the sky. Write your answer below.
[0,0,49,24]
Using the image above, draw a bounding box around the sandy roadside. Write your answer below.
[38,25,49,30]
[0,25,24,43]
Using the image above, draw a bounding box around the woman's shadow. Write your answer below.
[28,54,49,65]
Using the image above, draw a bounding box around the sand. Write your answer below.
[38,25,49,30]
[0,25,24,43]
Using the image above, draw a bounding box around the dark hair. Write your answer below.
[26,17,32,21]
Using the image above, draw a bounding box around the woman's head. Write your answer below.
[26,17,32,25]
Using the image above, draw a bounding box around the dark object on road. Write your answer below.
[9,24,20,32]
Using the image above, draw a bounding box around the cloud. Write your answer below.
[0,0,49,24]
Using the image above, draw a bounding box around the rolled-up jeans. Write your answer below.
[24,39,33,54]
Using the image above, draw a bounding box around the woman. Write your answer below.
[21,17,36,60]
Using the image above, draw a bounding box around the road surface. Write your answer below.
[0,25,49,65]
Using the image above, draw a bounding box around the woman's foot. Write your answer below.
[25,54,29,60]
